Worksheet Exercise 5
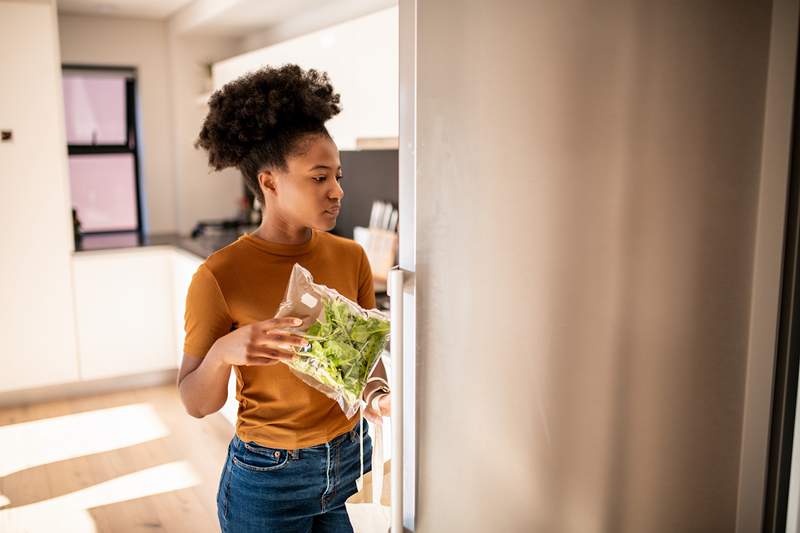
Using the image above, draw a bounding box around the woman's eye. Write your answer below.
[313,176,326,183]
[336,175,343,181]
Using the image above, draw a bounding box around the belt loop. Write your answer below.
[290,449,299,460]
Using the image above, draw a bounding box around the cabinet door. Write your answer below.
[0,2,80,393]
[73,249,176,380]
[173,250,203,366]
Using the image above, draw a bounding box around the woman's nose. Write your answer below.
[329,180,344,200]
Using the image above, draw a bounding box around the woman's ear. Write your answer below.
[258,170,276,197]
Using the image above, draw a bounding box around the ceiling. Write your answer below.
[56,0,196,19]
[56,0,396,39]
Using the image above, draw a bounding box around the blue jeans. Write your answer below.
[217,418,373,533]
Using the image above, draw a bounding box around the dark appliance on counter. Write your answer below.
[333,149,399,239]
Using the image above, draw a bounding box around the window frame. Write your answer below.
[62,64,144,239]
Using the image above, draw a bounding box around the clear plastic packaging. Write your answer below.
[274,263,390,418]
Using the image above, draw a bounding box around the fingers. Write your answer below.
[244,357,280,367]
[259,317,304,332]
[243,316,309,367]
[252,318,308,347]
[264,330,309,349]
[245,344,294,365]
[250,322,307,350]
[377,394,391,416]
[363,407,383,425]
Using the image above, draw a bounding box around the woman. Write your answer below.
[178,64,391,533]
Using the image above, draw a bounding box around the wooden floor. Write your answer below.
[0,385,233,532]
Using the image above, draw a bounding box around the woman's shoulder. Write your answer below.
[317,230,364,252]
[196,236,253,276]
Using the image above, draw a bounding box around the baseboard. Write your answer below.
[0,368,179,409]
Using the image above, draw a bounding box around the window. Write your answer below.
[62,66,143,240]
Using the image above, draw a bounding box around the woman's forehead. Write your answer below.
[292,136,341,170]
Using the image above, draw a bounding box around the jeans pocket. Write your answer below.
[232,441,291,473]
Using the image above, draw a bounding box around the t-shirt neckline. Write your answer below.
[241,228,319,257]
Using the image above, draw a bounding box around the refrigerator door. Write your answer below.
[399,1,786,532]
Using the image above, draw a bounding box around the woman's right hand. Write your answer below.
[210,317,309,367]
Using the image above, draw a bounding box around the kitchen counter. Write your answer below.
[74,231,242,259]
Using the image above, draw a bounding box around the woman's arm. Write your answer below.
[177,345,232,418]
[362,358,389,405]
[361,356,391,423]
[178,317,307,418]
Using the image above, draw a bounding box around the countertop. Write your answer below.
[74,231,242,259]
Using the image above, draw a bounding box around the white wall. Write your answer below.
[58,14,177,234]
[0,0,80,391]
[56,8,398,234]
[214,7,398,150]
[57,14,254,235]
[167,34,243,235]
[238,0,396,53]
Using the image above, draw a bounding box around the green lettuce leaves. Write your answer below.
[288,298,390,409]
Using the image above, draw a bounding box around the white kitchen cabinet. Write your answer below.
[213,7,398,150]
[172,249,203,366]
[72,247,176,380]
[0,2,80,393]
[220,371,239,426]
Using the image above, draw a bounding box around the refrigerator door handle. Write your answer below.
[388,267,412,532]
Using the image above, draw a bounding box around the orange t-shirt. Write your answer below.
[183,229,376,449]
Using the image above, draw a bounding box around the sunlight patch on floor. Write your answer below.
[0,461,200,533]
[0,403,169,477]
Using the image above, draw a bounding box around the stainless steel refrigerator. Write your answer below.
[389,1,800,532]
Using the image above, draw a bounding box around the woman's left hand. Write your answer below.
[363,393,391,424]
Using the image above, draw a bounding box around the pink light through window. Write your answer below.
[68,154,138,232]
[63,75,127,145]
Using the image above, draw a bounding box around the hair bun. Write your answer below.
[195,64,342,170]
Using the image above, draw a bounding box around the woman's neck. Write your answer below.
[253,210,312,245]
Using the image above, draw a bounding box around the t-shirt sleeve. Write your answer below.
[356,245,377,310]
[183,263,234,358]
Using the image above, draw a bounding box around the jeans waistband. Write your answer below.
[232,417,369,458]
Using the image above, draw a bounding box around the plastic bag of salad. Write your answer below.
[274,263,390,418]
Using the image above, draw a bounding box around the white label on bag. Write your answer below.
[301,292,318,309]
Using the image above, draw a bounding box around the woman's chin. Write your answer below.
[308,221,336,232]
[318,214,339,231]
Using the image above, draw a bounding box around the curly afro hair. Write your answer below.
[195,64,342,204]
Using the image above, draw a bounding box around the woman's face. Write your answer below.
[259,134,344,231]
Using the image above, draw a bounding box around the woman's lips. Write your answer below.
[325,206,341,216]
